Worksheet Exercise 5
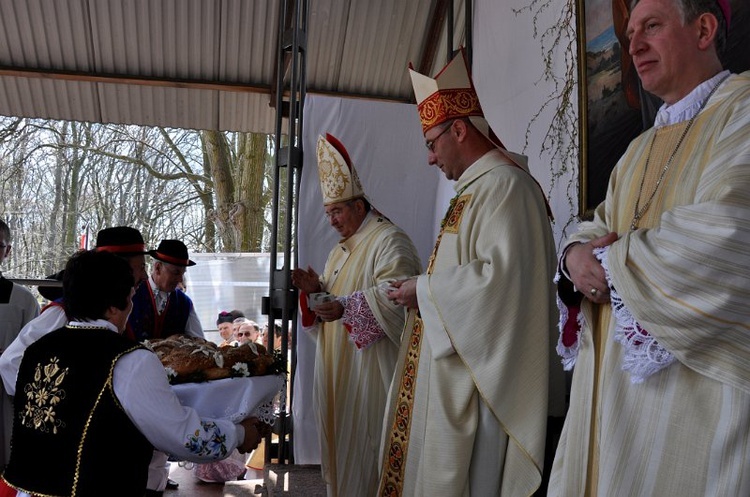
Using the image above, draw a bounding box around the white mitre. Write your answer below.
[316,133,366,206]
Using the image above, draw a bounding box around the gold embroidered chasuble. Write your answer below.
[379,150,561,496]
[312,212,421,497]
[549,72,750,497]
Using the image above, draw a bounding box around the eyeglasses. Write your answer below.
[425,122,454,152]
[324,201,354,220]
[237,332,253,337]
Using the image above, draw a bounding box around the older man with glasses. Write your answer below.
[291,133,422,497]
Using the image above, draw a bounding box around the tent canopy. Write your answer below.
[0,0,467,133]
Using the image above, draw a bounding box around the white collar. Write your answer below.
[149,275,168,296]
[653,70,731,128]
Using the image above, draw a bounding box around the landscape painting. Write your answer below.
[578,0,644,213]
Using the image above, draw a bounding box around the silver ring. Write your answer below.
[590,288,598,296]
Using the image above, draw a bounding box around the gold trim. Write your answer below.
[443,194,470,234]
[378,188,470,495]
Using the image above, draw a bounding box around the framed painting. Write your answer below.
[576,0,750,214]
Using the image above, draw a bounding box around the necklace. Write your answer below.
[630,74,729,231]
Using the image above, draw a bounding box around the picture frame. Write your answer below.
[576,0,750,214]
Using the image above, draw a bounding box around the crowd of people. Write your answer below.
[0,0,747,496]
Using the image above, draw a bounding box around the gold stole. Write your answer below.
[378,189,472,496]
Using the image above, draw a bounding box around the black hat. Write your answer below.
[37,269,65,301]
[95,227,148,256]
[149,240,196,267]
[216,309,245,325]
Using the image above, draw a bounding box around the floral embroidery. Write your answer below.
[339,291,386,349]
[417,88,482,132]
[21,357,68,434]
[184,421,230,459]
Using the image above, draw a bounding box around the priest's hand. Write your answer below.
[387,278,419,310]
[565,232,618,304]
[291,266,321,294]
[313,299,344,322]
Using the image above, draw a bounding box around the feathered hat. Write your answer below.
[316,133,366,206]
[408,49,528,170]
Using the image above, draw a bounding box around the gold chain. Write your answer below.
[630,74,729,231]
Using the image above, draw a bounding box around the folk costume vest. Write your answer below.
[127,283,192,341]
[3,327,152,496]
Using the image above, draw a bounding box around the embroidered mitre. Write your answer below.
[316,133,366,206]
[408,49,528,170]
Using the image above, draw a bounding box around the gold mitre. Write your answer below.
[316,133,366,206]
[409,49,528,169]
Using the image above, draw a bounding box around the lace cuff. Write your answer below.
[338,291,386,350]
[594,247,676,383]
[554,270,582,370]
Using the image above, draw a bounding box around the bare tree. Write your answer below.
[0,116,277,278]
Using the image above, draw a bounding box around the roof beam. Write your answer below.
[0,66,410,104]
[0,66,272,95]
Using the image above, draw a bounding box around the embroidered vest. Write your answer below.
[127,283,192,341]
[3,327,153,496]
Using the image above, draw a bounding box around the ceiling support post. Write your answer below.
[262,0,308,466]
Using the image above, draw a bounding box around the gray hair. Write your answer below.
[630,0,727,54]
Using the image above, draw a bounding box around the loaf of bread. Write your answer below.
[144,335,279,384]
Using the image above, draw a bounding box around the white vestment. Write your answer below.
[379,150,563,496]
[550,72,750,497]
[310,212,421,497]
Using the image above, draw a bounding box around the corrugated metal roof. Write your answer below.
[0,0,466,133]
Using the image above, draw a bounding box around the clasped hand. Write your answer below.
[565,232,618,304]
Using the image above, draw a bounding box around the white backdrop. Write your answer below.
[292,0,578,463]
[473,0,578,245]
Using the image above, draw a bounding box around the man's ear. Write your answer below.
[696,12,719,51]
[452,119,469,142]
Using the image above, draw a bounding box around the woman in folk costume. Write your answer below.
[291,134,422,497]
[379,50,564,496]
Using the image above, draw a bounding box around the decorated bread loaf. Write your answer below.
[144,335,281,384]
